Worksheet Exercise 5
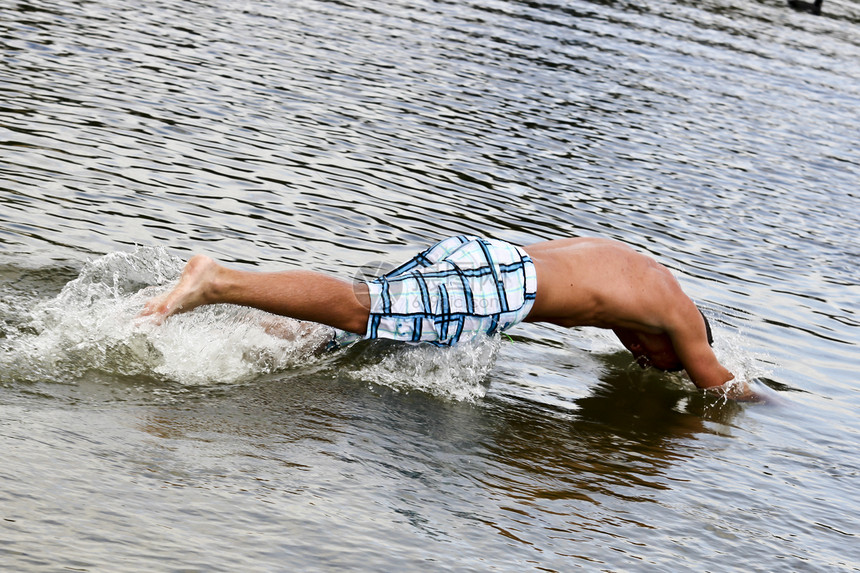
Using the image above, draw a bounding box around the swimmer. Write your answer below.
[139,235,751,398]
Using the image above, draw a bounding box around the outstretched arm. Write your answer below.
[673,334,734,389]
[665,304,760,400]
[671,316,761,401]
[666,303,734,389]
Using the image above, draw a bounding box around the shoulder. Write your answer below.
[616,258,690,328]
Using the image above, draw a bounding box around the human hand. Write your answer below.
[705,378,763,403]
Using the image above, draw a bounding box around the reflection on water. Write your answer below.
[482,361,743,506]
[1,0,858,570]
[114,362,748,569]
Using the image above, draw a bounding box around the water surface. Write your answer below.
[1,0,858,570]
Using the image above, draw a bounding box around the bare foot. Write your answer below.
[138,255,221,324]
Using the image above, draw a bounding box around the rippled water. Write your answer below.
[1,0,858,570]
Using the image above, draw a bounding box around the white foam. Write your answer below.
[2,247,499,398]
[351,336,501,402]
[135,304,332,385]
[1,248,521,401]
[1,247,330,386]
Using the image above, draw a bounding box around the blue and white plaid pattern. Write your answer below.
[332,235,537,348]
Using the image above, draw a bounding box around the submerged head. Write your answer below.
[615,329,684,371]
[615,307,714,373]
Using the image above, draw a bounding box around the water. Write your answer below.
[1,0,858,570]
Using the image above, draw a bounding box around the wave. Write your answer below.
[0,247,499,400]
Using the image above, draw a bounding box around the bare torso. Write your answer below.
[521,237,734,389]
[139,235,736,391]
[522,237,686,333]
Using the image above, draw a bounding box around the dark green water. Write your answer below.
[1,0,858,570]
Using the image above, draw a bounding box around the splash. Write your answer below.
[579,320,776,402]
[348,336,501,402]
[0,247,499,398]
[699,324,776,403]
[0,247,330,386]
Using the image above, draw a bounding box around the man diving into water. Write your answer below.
[139,235,742,395]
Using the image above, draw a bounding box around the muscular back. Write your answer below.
[522,237,687,332]
[521,237,734,389]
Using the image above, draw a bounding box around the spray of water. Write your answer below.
[0,247,330,385]
[0,247,499,399]
[705,325,776,402]
[349,336,501,402]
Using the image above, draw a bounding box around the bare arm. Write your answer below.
[666,303,734,389]
[660,290,761,401]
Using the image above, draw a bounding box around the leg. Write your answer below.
[139,255,370,335]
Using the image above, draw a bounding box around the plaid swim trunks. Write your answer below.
[330,235,538,348]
